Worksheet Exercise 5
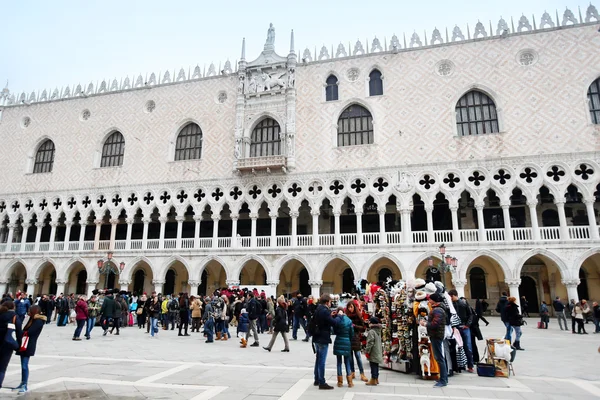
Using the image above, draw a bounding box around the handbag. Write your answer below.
[476,363,496,377]
[136,308,143,315]
[4,316,19,351]
[537,321,544,329]
[19,332,29,352]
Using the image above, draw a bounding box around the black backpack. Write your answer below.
[307,306,321,336]
[247,299,258,319]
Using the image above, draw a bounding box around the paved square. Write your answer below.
[0,317,598,399]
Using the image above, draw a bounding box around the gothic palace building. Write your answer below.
[1,6,600,313]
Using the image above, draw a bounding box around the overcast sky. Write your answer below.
[0,0,593,94]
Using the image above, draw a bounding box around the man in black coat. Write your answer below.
[245,293,260,347]
[495,292,511,340]
[553,296,567,331]
[292,293,308,341]
[100,294,117,336]
[312,294,341,390]
[449,290,474,373]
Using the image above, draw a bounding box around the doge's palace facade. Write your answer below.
[1,6,600,312]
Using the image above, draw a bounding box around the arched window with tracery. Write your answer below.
[588,77,600,124]
[250,118,281,157]
[469,266,487,299]
[337,105,373,146]
[33,139,55,174]
[325,75,339,101]
[455,90,499,136]
[369,69,383,96]
[174,123,203,161]
[101,131,125,167]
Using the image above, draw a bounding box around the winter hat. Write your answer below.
[424,282,437,294]
[414,279,426,290]
[369,316,380,325]
[241,308,247,314]
[428,293,443,303]
[415,290,427,301]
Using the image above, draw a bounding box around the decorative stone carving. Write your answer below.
[496,17,509,35]
[266,279,280,286]
[435,60,454,77]
[81,109,91,121]
[261,71,286,91]
[238,75,245,94]
[353,40,365,56]
[562,8,577,26]
[62,86,71,98]
[25,278,38,286]
[287,68,295,88]
[207,63,216,77]
[118,279,132,286]
[336,43,347,58]
[453,279,467,287]
[147,73,156,85]
[265,23,275,49]
[410,32,422,48]
[98,81,107,93]
[473,21,487,38]
[517,15,532,32]
[21,117,31,128]
[122,77,131,90]
[505,279,521,286]
[318,46,329,60]
[135,75,143,87]
[308,279,323,287]
[188,280,200,287]
[540,11,555,28]
[217,91,227,104]
[346,68,359,82]
[390,34,401,50]
[302,48,312,62]
[192,66,201,79]
[86,83,94,95]
[395,172,413,193]
[39,90,47,101]
[517,49,537,66]
[177,68,186,82]
[586,4,599,22]
[371,37,383,52]
[561,279,580,287]
[152,279,165,285]
[110,79,119,91]
[451,26,465,42]
[223,60,232,74]
[225,279,240,287]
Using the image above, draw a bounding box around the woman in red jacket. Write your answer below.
[72,295,88,341]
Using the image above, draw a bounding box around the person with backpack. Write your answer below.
[495,292,511,340]
[72,295,88,341]
[292,293,309,341]
[540,301,550,329]
[168,295,179,331]
[238,308,249,347]
[245,293,261,347]
[506,296,525,350]
[311,294,341,390]
[448,290,474,373]
[109,295,123,335]
[100,293,116,336]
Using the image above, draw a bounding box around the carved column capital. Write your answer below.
[505,279,521,286]
[152,279,165,285]
[49,221,60,228]
[7,223,17,229]
[453,279,467,287]
[176,216,185,223]
[211,215,221,222]
[94,219,103,226]
[561,279,580,287]
[35,222,45,229]
[142,217,152,224]
[64,221,73,228]
[118,280,132,286]
[289,211,299,219]
[25,278,38,285]
[526,201,538,208]
[188,280,200,287]
[193,215,203,222]
[21,222,31,229]
[266,279,280,286]
[226,279,240,286]
[125,218,135,225]
[424,205,434,213]
[268,211,278,219]
[86,280,99,285]
[158,216,169,224]
[55,279,67,285]
[308,279,323,287]
[310,210,320,217]
[109,218,120,225]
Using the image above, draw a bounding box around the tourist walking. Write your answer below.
[567,299,576,333]
[15,293,30,324]
[56,294,69,326]
[553,297,567,331]
[245,293,260,347]
[365,316,383,386]
[100,293,117,336]
[178,293,190,336]
[521,296,529,318]
[0,301,21,389]
[540,301,550,329]
[574,302,588,334]
[202,297,215,343]
[292,293,309,341]
[496,292,511,340]
[506,296,525,350]
[345,300,368,382]
[238,308,249,347]
[266,297,275,334]
[426,293,448,388]
[14,305,46,393]
[263,296,290,352]
[136,294,147,330]
[190,295,202,332]
[72,295,88,341]
[475,298,489,326]
[592,301,600,333]
[148,296,161,337]
[86,295,100,340]
[110,295,122,335]
[312,294,341,390]
[333,307,354,388]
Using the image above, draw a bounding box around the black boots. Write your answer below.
[514,340,525,351]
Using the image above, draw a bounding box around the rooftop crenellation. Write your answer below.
[0,4,598,109]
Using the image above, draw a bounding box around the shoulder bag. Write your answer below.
[4,315,20,351]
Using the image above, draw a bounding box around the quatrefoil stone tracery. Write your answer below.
[288,183,302,197]
[351,179,366,194]
[330,180,344,195]
[493,169,511,185]
[230,186,243,200]
[468,171,486,186]
[574,164,594,180]
[519,167,538,184]
[419,175,435,190]
[546,165,565,182]
[373,178,389,192]
[443,173,460,188]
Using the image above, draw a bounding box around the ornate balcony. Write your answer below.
[236,155,286,172]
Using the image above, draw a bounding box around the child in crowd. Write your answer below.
[364,316,383,386]
[238,308,249,348]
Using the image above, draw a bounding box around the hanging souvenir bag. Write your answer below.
[19,332,29,352]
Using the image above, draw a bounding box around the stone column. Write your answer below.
[0,280,9,295]
[193,215,202,248]
[142,217,151,249]
[562,279,580,303]
[152,279,165,295]
[378,210,387,245]
[528,201,540,241]
[231,213,239,248]
[311,210,319,246]
[450,205,460,243]
[250,212,258,248]
[267,279,279,295]
[49,221,59,249]
[475,203,486,242]
[400,207,412,243]
[176,216,184,249]
[25,279,38,295]
[21,222,30,248]
[555,201,569,240]
[453,279,467,298]
[269,211,277,247]
[55,279,67,296]
[158,216,168,249]
[290,211,298,247]
[5,223,16,247]
[333,211,341,246]
[109,218,119,250]
[34,222,44,252]
[425,205,434,243]
[188,280,200,296]
[78,220,87,250]
[93,219,102,251]
[64,221,73,250]
[86,280,99,297]
[212,215,220,248]
[501,203,512,241]
[309,279,323,298]
[584,199,599,239]
[356,211,364,245]
[125,218,134,250]
[117,278,131,291]
[506,279,521,308]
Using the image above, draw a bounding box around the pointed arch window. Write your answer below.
[325,75,339,101]
[101,131,125,167]
[368,69,383,96]
[456,90,499,136]
[588,77,600,124]
[33,139,55,174]
[175,123,203,161]
[250,118,281,157]
[337,104,373,146]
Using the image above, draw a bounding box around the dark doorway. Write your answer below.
[299,268,310,297]
[377,267,393,283]
[164,269,176,295]
[76,270,87,294]
[106,273,116,290]
[577,268,589,300]
[49,271,57,295]
[519,276,539,313]
[342,268,355,293]
[199,270,208,296]
[133,270,145,295]
[469,267,487,299]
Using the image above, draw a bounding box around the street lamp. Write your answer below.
[97,252,125,289]
[427,243,458,287]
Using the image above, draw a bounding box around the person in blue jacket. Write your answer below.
[333,307,354,388]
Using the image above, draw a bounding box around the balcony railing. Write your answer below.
[236,155,286,171]
[2,225,599,254]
